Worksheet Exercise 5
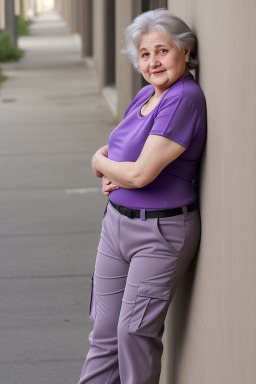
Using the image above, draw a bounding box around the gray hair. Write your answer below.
[122,8,198,72]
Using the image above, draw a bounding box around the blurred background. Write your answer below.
[1,1,256,384]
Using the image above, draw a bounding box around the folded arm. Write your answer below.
[92,135,186,189]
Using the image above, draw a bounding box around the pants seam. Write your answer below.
[107,360,119,384]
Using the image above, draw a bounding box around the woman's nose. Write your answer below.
[149,54,160,68]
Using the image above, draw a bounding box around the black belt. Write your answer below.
[109,200,198,219]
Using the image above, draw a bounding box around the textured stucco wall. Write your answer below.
[160,1,256,383]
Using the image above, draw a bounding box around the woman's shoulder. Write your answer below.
[164,74,204,100]
[133,84,154,103]
[159,75,206,114]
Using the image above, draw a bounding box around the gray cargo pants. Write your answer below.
[78,201,201,384]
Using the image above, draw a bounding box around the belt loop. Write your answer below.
[182,205,188,215]
[140,209,146,221]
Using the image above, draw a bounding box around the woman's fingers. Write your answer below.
[102,176,119,195]
[103,182,119,192]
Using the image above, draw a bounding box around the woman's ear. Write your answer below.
[184,45,191,63]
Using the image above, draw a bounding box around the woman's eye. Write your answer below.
[142,52,149,58]
[160,49,168,53]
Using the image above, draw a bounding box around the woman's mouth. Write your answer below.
[152,70,166,76]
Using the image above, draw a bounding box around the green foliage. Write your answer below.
[18,17,30,36]
[18,0,32,36]
[18,14,32,36]
[0,31,24,62]
[0,68,7,82]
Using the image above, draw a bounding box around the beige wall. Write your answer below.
[59,0,73,31]
[115,0,142,121]
[92,0,105,88]
[14,0,20,16]
[0,0,5,29]
[159,1,256,383]
[23,0,37,19]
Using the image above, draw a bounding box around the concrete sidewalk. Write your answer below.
[0,11,114,384]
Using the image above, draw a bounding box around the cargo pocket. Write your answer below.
[89,271,97,322]
[128,282,171,337]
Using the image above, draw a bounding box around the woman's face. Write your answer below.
[138,30,191,95]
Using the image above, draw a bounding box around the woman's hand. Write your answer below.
[91,145,108,178]
[102,176,119,196]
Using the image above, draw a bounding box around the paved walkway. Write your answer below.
[0,11,114,384]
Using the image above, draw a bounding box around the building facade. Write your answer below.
[0,0,40,43]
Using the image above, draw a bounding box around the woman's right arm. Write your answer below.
[92,136,186,190]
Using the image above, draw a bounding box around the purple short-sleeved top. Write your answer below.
[108,73,206,209]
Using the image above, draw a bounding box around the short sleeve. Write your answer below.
[150,96,201,148]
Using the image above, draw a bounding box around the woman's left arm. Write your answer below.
[91,135,186,189]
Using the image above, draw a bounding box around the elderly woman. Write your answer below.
[78,8,206,384]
